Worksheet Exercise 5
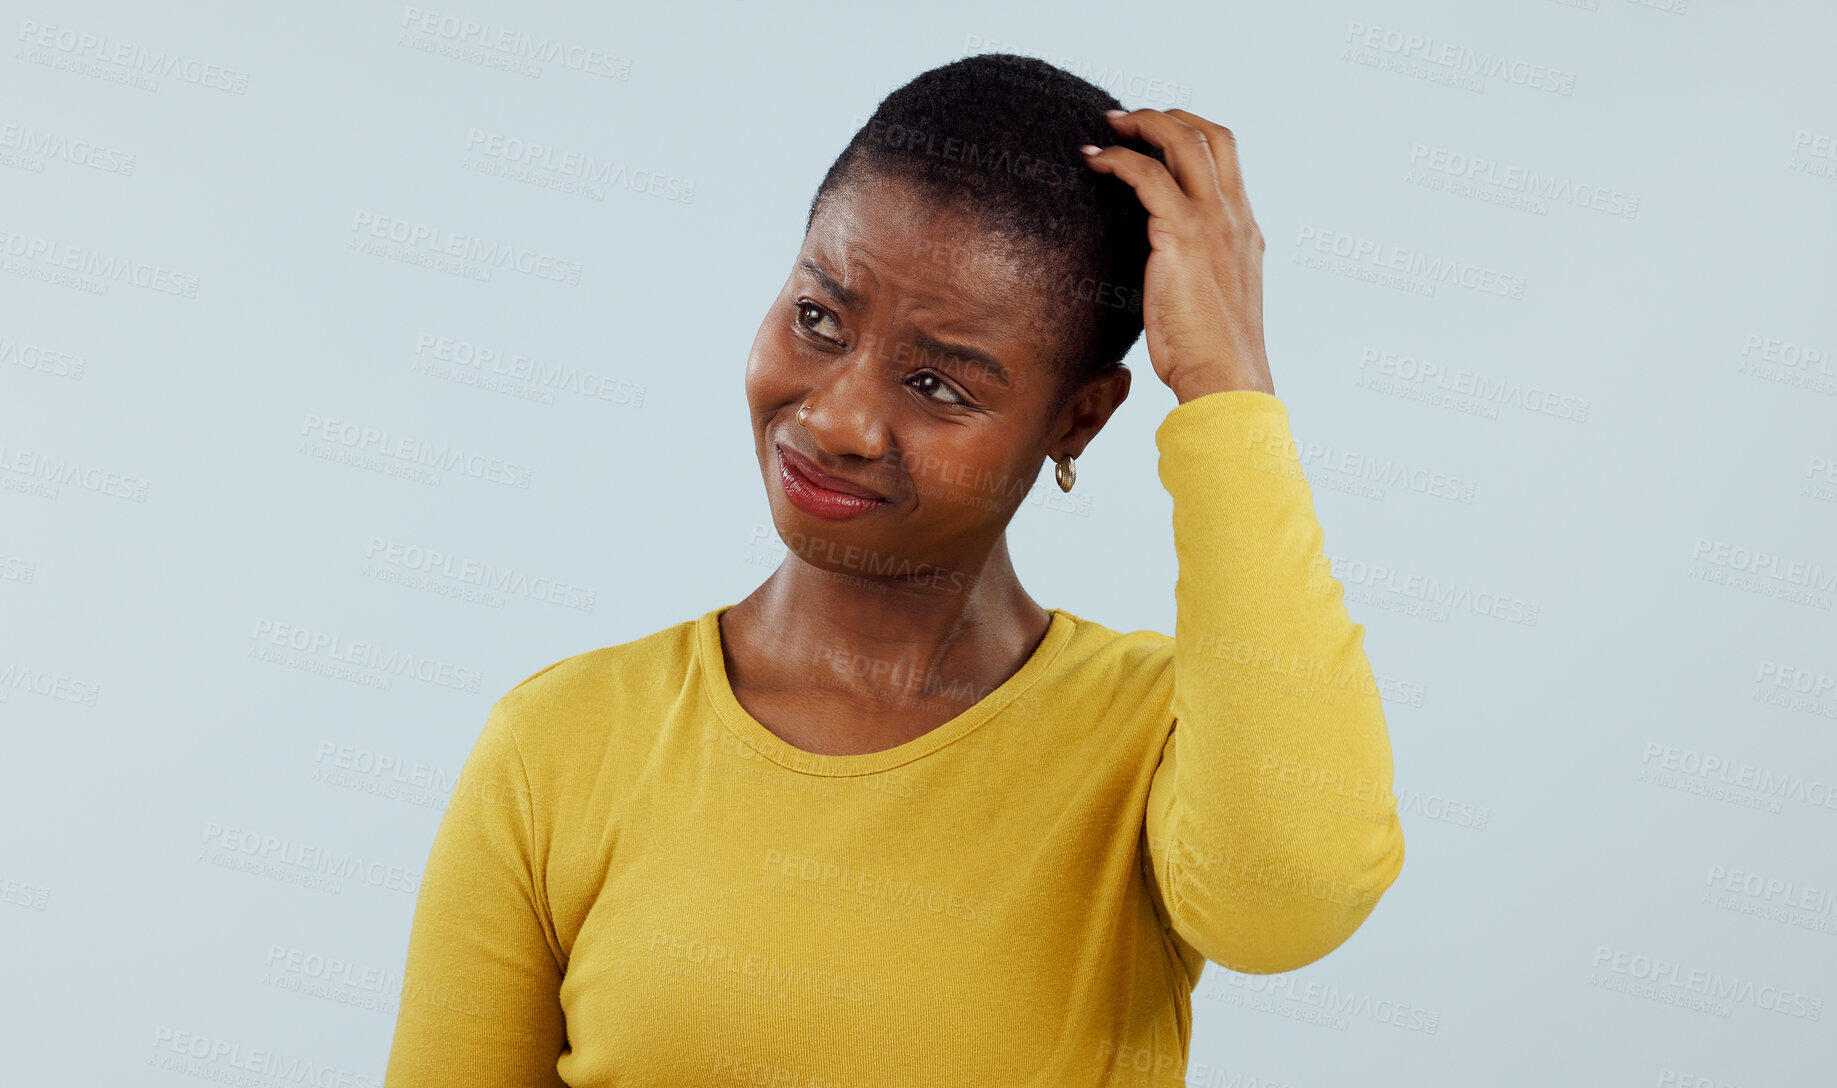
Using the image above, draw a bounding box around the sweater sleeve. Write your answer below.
[384,698,568,1087]
[1143,389,1406,975]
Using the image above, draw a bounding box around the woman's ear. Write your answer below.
[1053,365,1131,457]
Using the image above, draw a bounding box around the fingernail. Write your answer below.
[1104,109,1128,117]
[1079,144,1102,155]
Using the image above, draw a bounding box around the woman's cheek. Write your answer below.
[909,456,1009,517]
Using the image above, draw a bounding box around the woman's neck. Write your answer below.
[720,535,1052,730]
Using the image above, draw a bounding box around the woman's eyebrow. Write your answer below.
[799,255,1012,387]
[907,333,1012,387]
[799,257,857,307]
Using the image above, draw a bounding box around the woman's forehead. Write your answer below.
[804,185,1052,328]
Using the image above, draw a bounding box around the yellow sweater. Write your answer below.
[383,389,1405,1088]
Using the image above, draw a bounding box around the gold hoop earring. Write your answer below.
[797,402,814,428]
[1055,455,1076,493]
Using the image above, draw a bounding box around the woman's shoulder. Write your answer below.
[488,613,704,758]
[505,615,698,701]
[1046,608,1177,694]
[1054,607,1174,661]
[1010,610,1178,753]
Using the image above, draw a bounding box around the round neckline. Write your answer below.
[696,604,1077,777]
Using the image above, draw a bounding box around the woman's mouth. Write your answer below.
[777,444,888,520]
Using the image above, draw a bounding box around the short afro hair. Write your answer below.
[804,53,1165,417]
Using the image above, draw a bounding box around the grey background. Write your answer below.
[3,0,1834,1083]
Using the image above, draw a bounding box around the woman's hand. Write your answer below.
[1081,108,1274,403]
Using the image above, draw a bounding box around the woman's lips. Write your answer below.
[777,444,888,520]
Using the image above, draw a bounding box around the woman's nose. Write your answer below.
[800,349,894,461]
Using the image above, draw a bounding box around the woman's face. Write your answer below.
[745,171,1115,586]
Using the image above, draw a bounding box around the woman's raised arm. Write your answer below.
[1145,387,1406,973]
[1084,108,1405,973]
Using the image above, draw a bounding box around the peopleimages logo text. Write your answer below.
[349,212,583,285]
[299,414,532,489]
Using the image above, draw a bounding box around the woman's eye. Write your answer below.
[795,301,843,344]
[910,372,967,406]
[794,300,968,408]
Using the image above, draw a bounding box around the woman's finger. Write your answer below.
[1080,143,1187,221]
[1165,108,1247,204]
[1102,109,1220,202]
